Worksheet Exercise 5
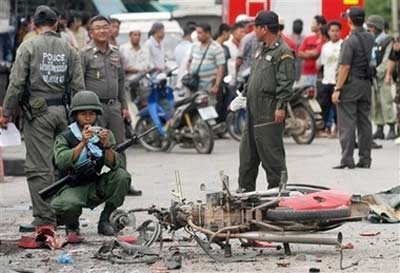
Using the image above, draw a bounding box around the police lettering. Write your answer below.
[40,52,68,84]
[42,53,65,62]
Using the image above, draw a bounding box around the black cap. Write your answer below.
[33,5,57,25]
[254,11,279,28]
[341,6,365,21]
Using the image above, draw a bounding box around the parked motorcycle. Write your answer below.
[286,84,322,144]
[135,72,216,154]
[225,68,249,141]
[227,78,322,144]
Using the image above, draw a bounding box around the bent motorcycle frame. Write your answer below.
[112,172,370,259]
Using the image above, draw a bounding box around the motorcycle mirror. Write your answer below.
[156,73,167,81]
[223,75,232,84]
[166,67,178,77]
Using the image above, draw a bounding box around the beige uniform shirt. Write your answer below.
[80,43,127,109]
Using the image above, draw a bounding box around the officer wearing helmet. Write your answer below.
[50,91,131,243]
[0,5,84,231]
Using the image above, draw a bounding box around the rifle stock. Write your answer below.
[39,126,156,200]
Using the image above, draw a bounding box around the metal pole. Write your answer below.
[237,231,343,246]
[393,0,399,37]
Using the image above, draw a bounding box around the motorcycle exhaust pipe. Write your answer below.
[187,219,342,246]
[234,231,343,246]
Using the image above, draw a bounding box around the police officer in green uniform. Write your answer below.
[80,15,141,196]
[236,11,295,191]
[332,7,375,169]
[0,6,84,229]
[385,40,400,137]
[366,15,396,140]
[50,91,131,242]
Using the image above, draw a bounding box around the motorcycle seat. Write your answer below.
[174,95,196,108]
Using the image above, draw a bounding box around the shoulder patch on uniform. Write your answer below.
[110,44,119,51]
[280,54,294,60]
[83,45,95,52]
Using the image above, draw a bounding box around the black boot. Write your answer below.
[127,185,142,196]
[386,123,396,140]
[373,125,384,139]
[98,206,117,236]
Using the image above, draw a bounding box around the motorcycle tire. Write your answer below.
[226,110,246,142]
[134,117,171,152]
[265,207,351,221]
[291,105,316,145]
[192,115,214,154]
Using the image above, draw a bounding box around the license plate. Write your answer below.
[309,99,322,113]
[198,106,219,120]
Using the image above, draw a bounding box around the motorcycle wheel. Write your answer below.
[226,110,246,142]
[291,105,316,145]
[265,207,351,221]
[192,115,214,154]
[134,117,171,152]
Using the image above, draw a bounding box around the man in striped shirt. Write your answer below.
[187,23,225,106]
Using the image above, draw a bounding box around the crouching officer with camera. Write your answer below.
[50,91,131,243]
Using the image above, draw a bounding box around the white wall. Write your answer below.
[271,0,322,36]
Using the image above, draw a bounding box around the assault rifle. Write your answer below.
[39,126,156,200]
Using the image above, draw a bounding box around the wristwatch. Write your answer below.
[103,144,112,150]
[334,87,342,92]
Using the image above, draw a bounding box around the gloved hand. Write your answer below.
[229,91,247,112]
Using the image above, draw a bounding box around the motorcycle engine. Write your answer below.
[190,192,245,232]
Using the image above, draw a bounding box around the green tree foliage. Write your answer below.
[365,0,396,31]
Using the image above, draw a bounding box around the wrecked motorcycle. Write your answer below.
[110,171,370,264]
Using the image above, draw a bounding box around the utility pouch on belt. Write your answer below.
[29,96,48,118]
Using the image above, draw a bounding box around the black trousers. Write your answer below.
[317,83,336,128]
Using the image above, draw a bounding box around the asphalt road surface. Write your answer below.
[0,137,399,273]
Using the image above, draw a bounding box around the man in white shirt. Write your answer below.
[175,25,196,67]
[317,20,342,136]
[120,28,152,108]
[144,22,166,71]
[175,25,196,90]
[224,22,246,85]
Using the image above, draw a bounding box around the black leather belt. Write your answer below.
[99,98,117,105]
[46,98,64,106]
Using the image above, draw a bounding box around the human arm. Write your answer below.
[2,45,30,120]
[98,128,116,167]
[331,64,350,104]
[275,53,296,123]
[210,65,224,94]
[332,40,352,104]
[384,59,397,84]
[100,130,124,169]
[69,48,85,96]
[210,45,226,94]
[117,55,129,118]
[376,41,393,80]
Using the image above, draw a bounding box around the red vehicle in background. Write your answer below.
[222,0,365,37]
